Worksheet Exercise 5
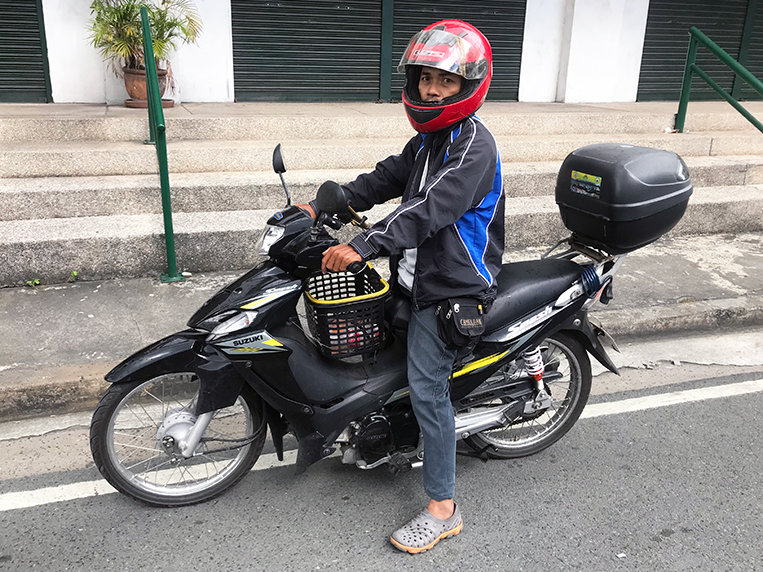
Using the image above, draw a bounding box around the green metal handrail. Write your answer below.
[675,26,763,134]
[140,6,183,283]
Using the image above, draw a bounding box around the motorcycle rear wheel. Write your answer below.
[464,332,591,458]
[90,373,265,507]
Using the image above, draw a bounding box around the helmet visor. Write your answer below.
[397,29,489,80]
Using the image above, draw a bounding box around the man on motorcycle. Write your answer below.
[301,20,504,553]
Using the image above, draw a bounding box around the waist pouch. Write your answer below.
[434,298,486,349]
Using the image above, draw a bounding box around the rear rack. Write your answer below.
[542,236,617,264]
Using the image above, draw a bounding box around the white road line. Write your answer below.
[0,449,299,512]
[2,378,762,513]
[580,378,763,419]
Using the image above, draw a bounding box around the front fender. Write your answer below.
[106,330,206,384]
[105,330,246,415]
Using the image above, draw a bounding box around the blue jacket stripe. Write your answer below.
[443,126,461,164]
[454,151,503,286]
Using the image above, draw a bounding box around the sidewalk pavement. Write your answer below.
[1,231,761,422]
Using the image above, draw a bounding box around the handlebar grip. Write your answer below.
[346,261,366,274]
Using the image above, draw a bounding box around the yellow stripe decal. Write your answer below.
[240,294,278,310]
[262,339,283,347]
[452,351,509,379]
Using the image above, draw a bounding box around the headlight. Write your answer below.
[257,225,285,256]
[208,310,259,338]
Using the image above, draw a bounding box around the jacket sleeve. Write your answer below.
[350,118,497,259]
[340,135,422,212]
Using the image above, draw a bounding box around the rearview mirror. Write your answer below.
[272,144,286,174]
[315,181,348,215]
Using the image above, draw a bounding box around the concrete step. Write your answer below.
[2,101,763,143]
[3,155,762,222]
[3,131,763,179]
[2,185,761,287]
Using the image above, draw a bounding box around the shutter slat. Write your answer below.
[0,1,49,102]
[637,0,749,101]
[232,0,382,101]
[231,0,526,102]
[391,1,526,101]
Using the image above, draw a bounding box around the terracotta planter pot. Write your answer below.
[123,67,168,101]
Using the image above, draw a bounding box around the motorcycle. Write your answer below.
[90,142,692,506]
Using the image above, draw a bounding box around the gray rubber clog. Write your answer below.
[390,503,463,554]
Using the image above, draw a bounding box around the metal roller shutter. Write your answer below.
[231,0,382,102]
[0,0,51,103]
[391,1,527,101]
[637,0,749,101]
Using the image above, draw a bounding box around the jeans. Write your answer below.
[407,304,458,502]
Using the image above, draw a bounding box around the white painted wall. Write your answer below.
[167,0,235,102]
[41,0,234,103]
[518,0,650,103]
[41,0,105,103]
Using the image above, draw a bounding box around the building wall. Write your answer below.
[40,0,649,104]
[41,0,234,103]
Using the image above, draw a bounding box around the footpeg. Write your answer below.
[387,451,412,475]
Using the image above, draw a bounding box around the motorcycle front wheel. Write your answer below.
[90,373,265,507]
[464,332,591,458]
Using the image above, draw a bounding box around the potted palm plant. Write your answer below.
[88,0,202,107]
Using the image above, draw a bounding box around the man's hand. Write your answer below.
[295,203,316,219]
[322,244,362,273]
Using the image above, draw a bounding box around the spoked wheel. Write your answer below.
[90,373,266,506]
[464,333,591,459]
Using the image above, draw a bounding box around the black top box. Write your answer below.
[555,143,693,254]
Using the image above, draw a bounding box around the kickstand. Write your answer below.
[461,443,495,463]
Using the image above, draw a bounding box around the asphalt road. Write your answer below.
[1,330,762,572]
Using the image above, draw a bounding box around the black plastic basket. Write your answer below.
[304,265,389,359]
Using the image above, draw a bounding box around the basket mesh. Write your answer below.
[305,267,388,358]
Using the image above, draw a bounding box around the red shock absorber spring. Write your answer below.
[522,346,545,381]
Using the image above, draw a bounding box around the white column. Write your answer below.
[518,0,650,103]
[518,0,573,102]
[561,0,651,103]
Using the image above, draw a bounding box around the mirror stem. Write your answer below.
[279,173,292,207]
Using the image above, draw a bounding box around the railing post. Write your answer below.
[675,33,698,133]
[140,7,184,283]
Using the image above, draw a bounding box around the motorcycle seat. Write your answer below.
[484,259,582,333]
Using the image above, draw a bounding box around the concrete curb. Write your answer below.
[2,293,761,423]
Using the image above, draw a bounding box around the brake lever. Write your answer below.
[348,206,369,230]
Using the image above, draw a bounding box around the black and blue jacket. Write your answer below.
[345,115,505,309]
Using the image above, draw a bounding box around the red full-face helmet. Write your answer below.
[398,20,492,133]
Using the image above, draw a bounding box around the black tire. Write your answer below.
[90,373,265,507]
[464,333,591,459]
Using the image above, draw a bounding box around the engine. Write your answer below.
[340,404,420,465]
